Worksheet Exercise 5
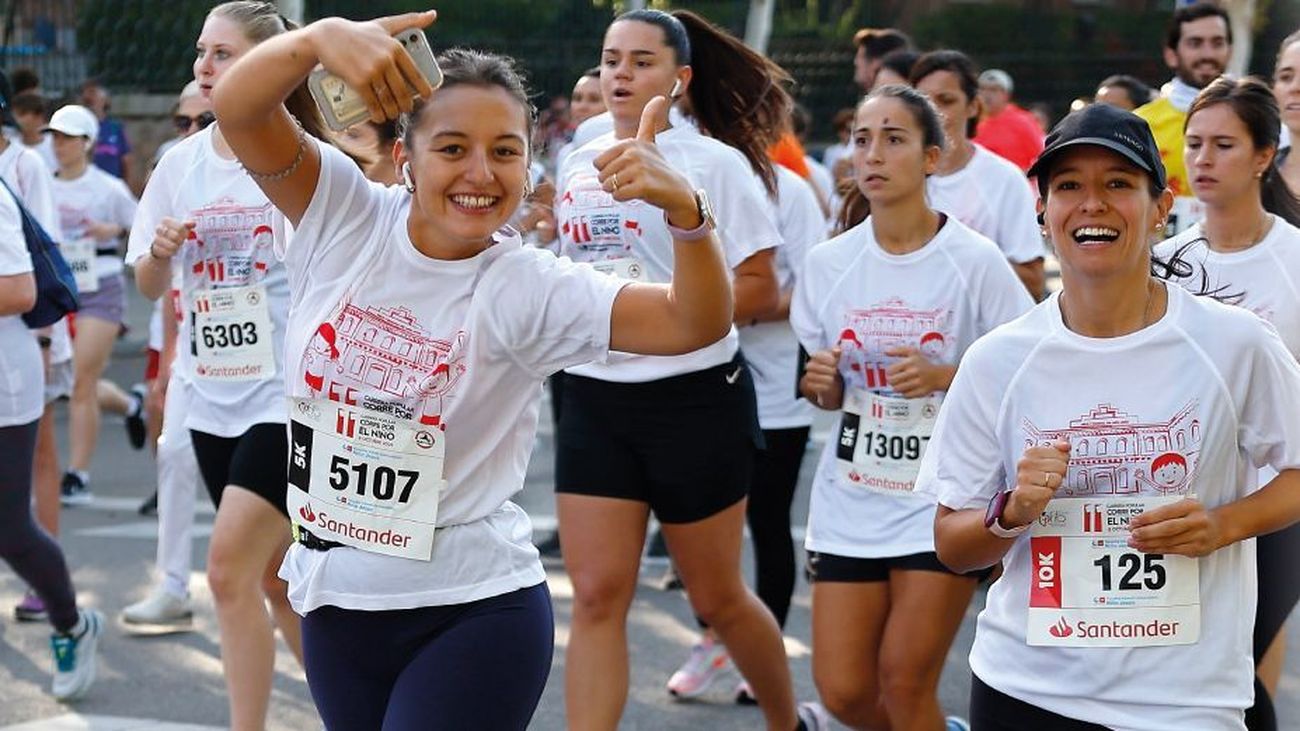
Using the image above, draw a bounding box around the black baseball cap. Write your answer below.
[0,70,16,126]
[1027,102,1166,193]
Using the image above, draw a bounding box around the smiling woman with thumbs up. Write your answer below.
[210,6,737,730]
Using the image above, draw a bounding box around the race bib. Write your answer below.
[835,389,939,496]
[190,284,275,382]
[1027,495,1200,647]
[591,256,646,281]
[1165,197,1205,236]
[64,238,98,293]
[286,398,446,561]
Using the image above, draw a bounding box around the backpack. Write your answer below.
[0,177,78,328]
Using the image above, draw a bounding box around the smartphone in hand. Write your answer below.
[308,28,443,131]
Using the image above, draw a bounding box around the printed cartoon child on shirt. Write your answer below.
[180,199,278,290]
[1022,401,1200,497]
[557,172,644,261]
[838,297,952,394]
[302,297,468,428]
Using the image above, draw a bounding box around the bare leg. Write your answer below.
[67,317,119,474]
[206,486,298,731]
[810,580,891,730]
[558,494,649,731]
[662,500,797,731]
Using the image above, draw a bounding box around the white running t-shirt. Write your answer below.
[740,166,822,430]
[557,125,780,382]
[126,127,291,437]
[0,187,41,427]
[52,165,137,279]
[914,285,1300,729]
[791,216,1031,558]
[278,143,626,613]
[1155,215,1300,358]
[926,144,1045,264]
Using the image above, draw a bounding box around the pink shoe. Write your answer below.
[666,637,732,699]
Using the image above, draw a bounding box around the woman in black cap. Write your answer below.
[916,102,1300,730]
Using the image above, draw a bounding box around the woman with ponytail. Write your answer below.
[1154,75,1300,731]
[125,3,324,727]
[553,9,817,730]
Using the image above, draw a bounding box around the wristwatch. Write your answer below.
[664,188,716,240]
[984,490,1030,539]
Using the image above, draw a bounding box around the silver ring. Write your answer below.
[1045,471,1052,487]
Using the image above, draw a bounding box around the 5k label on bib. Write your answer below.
[1027,495,1200,647]
[190,284,275,382]
[286,398,446,561]
[836,389,938,495]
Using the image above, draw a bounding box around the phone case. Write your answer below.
[308,29,443,131]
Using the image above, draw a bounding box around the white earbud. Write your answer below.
[670,79,683,98]
[402,162,414,193]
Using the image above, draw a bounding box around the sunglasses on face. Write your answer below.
[174,111,215,133]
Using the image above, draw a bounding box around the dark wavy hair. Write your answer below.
[909,50,980,139]
[398,48,536,154]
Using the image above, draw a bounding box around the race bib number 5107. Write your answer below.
[286,398,446,561]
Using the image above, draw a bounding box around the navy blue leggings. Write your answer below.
[302,582,554,731]
[0,420,78,632]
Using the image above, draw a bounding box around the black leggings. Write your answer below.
[302,583,553,731]
[745,426,810,628]
[0,420,78,632]
[970,675,1108,731]
[1244,521,1300,731]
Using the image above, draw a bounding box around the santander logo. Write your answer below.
[1049,617,1074,638]
[299,505,316,523]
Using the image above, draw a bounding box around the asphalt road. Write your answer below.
[1,286,1298,730]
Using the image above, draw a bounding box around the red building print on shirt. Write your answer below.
[303,299,468,427]
[183,199,277,289]
[839,297,951,392]
[1022,401,1201,496]
[558,173,642,258]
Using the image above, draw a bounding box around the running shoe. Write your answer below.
[797,701,831,731]
[124,384,146,450]
[59,472,92,506]
[666,637,731,699]
[733,680,757,705]
[120,588,193,629]
[657,564,683,592]
[14,590,47,622]
[51,608,103,701]
[946,716,972,731]
[138,491,158,517]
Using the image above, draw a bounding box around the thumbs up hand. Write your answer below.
[592,96,700,228]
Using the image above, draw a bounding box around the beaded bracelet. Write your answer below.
[241,118,308,183]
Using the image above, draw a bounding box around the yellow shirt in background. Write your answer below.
[1134,97,1188,197]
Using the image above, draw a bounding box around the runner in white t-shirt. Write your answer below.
[1154,75,1300,731]
[124,5,323,728]
[552,10,822,730]
[911,50,1047,300]
[45,105,140,510]
[0,171,104,701]
[794,85,1032,731]
[919,101,1300,731]
[666,164,827,704]
[213,9,745,728]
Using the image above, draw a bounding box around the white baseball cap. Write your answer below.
[43,105,100,141]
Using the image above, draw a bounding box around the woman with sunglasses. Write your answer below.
[920,102,1300,730]
[1154,75,1300,731]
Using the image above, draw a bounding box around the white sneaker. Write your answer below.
[666,636,732,699]
[121,588,193,629]
[945,716,972,731]
[797,701,831,731]
[51,608,103,701]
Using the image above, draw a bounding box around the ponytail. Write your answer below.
[1262,164,1300,226]
[670,10,790,196]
